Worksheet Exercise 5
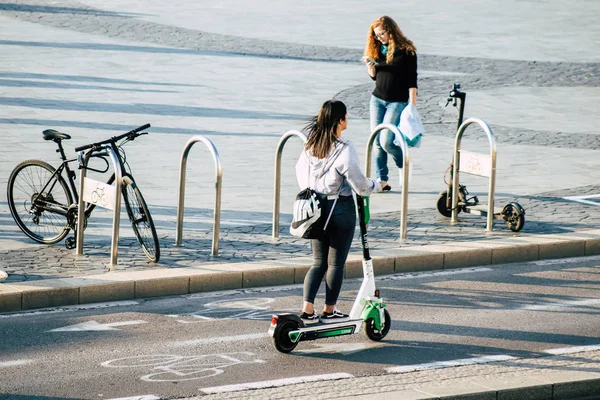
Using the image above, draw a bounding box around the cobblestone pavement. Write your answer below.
[2,183,600,282]
[0,0,599,281]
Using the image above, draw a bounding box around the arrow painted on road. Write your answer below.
[48,320,147,332]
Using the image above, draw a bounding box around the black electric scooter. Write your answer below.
[436,83,525,232]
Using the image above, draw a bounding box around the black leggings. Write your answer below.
[303,195,356,306]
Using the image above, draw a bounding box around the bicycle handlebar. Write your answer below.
[74,123,151,152]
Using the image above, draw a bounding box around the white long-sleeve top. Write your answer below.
[295,138,381,197]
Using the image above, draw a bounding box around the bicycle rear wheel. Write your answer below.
[7,159,73,244]
[122,175,160,262]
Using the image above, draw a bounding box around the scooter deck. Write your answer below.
[290,318,363,342]
[464,205,504,217]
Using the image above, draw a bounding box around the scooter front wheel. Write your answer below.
[273,320,300,353]
[364,309,391,341]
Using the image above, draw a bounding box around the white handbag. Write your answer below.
[397,103,424,148]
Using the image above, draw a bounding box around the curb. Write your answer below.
[2,230,600,313]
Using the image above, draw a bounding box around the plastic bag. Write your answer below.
[396,103,424,148]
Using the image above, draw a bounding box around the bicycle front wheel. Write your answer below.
[122,175,160,262]
[7,159,73,244]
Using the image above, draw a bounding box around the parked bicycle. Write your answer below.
[7,123,160,262]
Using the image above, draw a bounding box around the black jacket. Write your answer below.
[371,49,418,102]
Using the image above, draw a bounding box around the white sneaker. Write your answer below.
[0,270,7,282]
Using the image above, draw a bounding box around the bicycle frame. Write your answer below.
[34,146,117,227]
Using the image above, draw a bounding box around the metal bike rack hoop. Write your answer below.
[365,123,410,241]
[451,118,497,231]
[76,145,123,265]
[272,130,307,239]
[176,136,222,256]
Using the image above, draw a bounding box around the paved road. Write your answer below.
[1,258,598,399]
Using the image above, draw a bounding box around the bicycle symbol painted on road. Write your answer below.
[171,297,276,323]
[101,352,265,382]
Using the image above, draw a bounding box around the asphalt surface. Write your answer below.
[1,258,598,399]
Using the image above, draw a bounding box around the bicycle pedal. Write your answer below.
[65,237,76,250]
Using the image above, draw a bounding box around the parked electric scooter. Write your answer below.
[436,83,525,232]
[269,194,390,353]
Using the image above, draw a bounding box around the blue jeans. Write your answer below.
[369,95,407,182]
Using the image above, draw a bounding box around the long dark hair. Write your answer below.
[303,100,346,159]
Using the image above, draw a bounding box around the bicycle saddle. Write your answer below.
[43,129,71,141]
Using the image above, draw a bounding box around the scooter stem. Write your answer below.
[349,195,377,319]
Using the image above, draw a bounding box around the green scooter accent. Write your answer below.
[361,299,387,331]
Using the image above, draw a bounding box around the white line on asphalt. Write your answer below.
[563,194,600,207]
[0,301,139,318]
[531,254,600,266]
[48,320,148,332]
[0,359,33,368]
[521,298,600,310]
[295,342,384,355]
[184,268,490,302]
[186,284,302,299]
[378,267,491,282]
[386,355,516,374]
[200,372,354,394]
[106,396,160,400]
[545,344,600,355]
[170,332,268,347]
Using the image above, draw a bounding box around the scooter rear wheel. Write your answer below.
[273,320,300,353]
[436,191,455,217]
[504,204,525,232]
[364,309,391,341]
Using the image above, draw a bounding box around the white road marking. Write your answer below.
[531,254,600,266]
[295,342,384,355]
[170,333,268,347]
[106,396,160,400]
[48,320,147,332]
[200,372,354,394]
[386,355,516,374]
[0,301,139,318]
[379,267,491,282]
[545,344,600,355]
[564,194,600,207]
[521,298,600,310]
[186,285,302,300]
[0,359,33,368]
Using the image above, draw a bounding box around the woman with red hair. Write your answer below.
[363,15,418,191]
